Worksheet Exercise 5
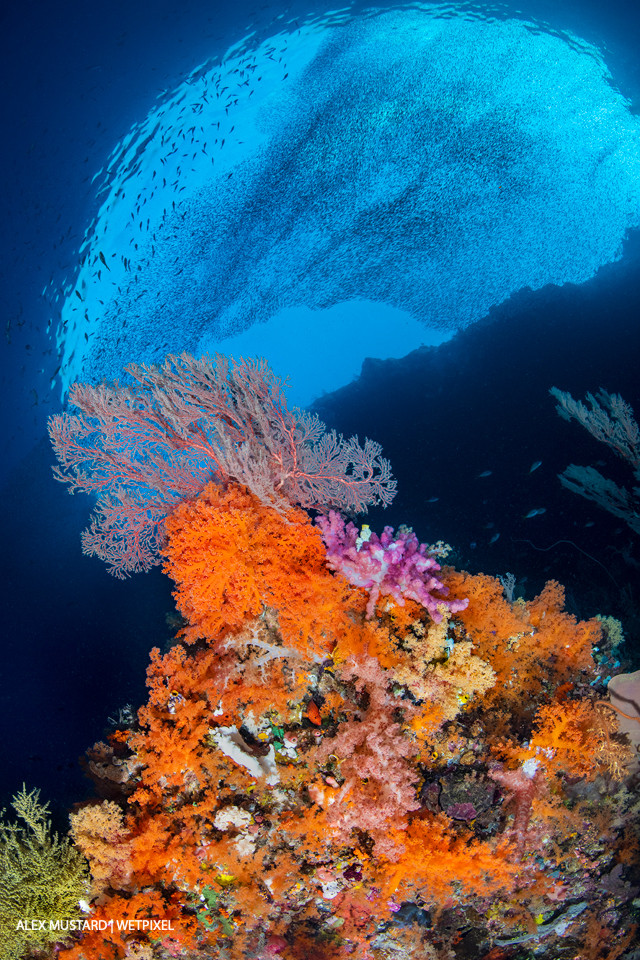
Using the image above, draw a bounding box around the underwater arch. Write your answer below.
[53,2,640,405]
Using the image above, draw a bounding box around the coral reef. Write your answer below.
[39,356,640,959]
[55,483,639,960]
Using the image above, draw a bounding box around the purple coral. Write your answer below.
[316,511,468,621]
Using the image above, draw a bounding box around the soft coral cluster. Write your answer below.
[163,482,356,656]
[317,511,468,620]
[51,352,639,960]
[444,571,598,710]
[59,479,639,960]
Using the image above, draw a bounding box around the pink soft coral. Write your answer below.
[316,511,468,621]
[489,762,544,860]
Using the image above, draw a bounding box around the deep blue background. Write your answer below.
[1,0,639,820]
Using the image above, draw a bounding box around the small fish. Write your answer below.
[305,701,322,726]
[489,532,500,544]
[524,507,546,519]
[426,496,439,503]
[477,470,492,478]
[98,251,110,270]
[529,460,542,473]
[238,726,270,758]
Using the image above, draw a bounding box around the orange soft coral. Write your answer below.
[58,890,201,960]
[376,813,520,905]
[445,570,598,710]
[163,481,359,656]
[526,580,599,683]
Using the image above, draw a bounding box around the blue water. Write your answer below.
[1,0,640,813]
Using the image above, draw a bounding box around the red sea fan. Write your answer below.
[48,353,396,577]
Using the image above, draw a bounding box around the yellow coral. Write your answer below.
[69,801,132,895]
[0,786,89,960]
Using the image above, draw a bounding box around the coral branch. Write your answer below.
[48,353,396,576]
[550,386,640,534]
